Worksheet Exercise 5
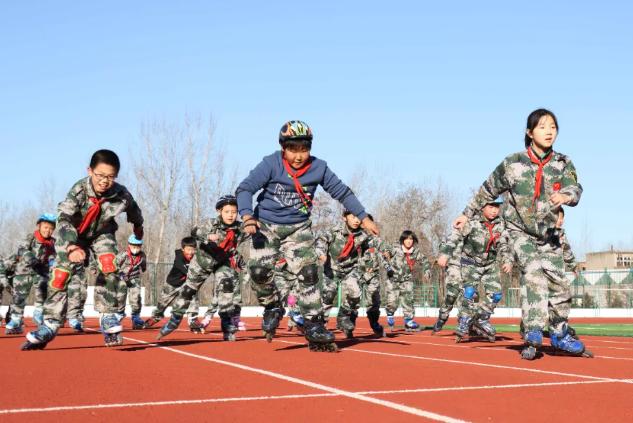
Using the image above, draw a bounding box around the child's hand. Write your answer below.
[453,215,468,229]
[67,245,86,263]
[242,215,260,235]
[549,193,571,208]
[208,234,220,242]
[502,263,513,274]
[361,217,380,235]
[437,255,449,268]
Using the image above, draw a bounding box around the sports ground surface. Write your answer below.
[1,317,633,422]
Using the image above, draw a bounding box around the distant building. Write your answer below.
[584,248,633,271]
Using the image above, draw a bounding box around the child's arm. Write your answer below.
[497,223,514,273]
[561,233,578,272]
[315,231,332,263]
[438,223,469,267]
[556,158,583,207]
[124,191,144,239]
[141,253,147,273]
[17,235,37,268]
[417,252,431,280]
[56,187,85,260]
[458,159,511,226]
[236,158,274,219]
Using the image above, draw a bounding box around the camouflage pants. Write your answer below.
[152,283,199,319]
[457,261,501,319]
[360,273,382,315]
[322,269,362,319]
[43,233,118,331]
[204,267,243,317]
[170,245,236,317]
[247,220,321,319]
[95,276,142,315]
[11,273,47,320]
[385,278,415,319]
[66,268,87,321]
[513,232,570,332]
[438,262,462,321]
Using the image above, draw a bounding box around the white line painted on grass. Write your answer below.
[92,331,467,423]
[0,380,613,415]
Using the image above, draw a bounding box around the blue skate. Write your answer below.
[21,324,56,350]
[367,310,384,337]
[69,318,84,332]
[32,308,44,326]
[404,318,421,332]
[100,314,123,347]
[471,312,496,342]
[521,329,543,360]
[5,317,23,335]
[455,316,472,343]
[386,314,395,332]
[131,314,145,330]
[262,306,284,343]
[304,315,337,353]
[157,314,183,340]
[550,325,593,358]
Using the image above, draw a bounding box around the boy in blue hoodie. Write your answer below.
[236,120,379,352]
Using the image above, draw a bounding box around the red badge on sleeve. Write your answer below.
[553,182,562,191]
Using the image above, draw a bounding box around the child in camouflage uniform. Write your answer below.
[144,237,200,328]
[108,235,147,329]
[316,210,371,339]
[453,108,590,360]
[0,255,16,327]
[5,214,57,334]
[158,195,247,342]
[385,231,430,332]
[22,150,144,350]
[236,120,379,351]
[434,200,513,342]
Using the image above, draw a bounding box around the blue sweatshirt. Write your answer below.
[236,151,367,225]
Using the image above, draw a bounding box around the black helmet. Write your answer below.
[215,195,237,210]
[279,120,313,144]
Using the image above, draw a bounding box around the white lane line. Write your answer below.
[0,380,613,415]
[274,339,633,384]
[86,331,467,423]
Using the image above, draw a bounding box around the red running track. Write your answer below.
[1,317,633,422]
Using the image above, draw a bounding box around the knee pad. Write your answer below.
[347,297,360,310]
[298,264,318,286]
[181,285,197,301]
[445,294,457,306]
[220,278,234,293]
[98,253,117,274]
[323,290,337,305]
[49,268,71,291]
[463,286,477,300]
[492,292,503,304]
[249,265,272,284]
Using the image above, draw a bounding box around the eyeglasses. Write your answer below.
[93,172,116,182]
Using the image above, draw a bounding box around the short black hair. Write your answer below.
[524,109,558,149]
[280,139,312,151]
[366,213,374,221]
[90,149,121,174]
[399,230,418,246]
[181,236,196,249]
[342,210,354,217]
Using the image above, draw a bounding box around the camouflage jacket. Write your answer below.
[439,215,512,267]
[14,231,56,276]
[389,244,431,282]
[0,254,17,286]
[192,217,246,269]
[315,224,371,274]
[56,177,144,252]
[463,149,582,241]
[358,235,391,280]
[116,249,147,281]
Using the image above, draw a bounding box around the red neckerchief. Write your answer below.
[77,197,106,234]
[126,247,142,275]
[282,154,312,210]
[338,232,356,260]
[402,246,416,271]
[218,229,236,252]
[34,230,55,259]
[526,147,553,207]
[484,221,500,253]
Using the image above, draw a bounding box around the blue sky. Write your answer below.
[1,1,632,257]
